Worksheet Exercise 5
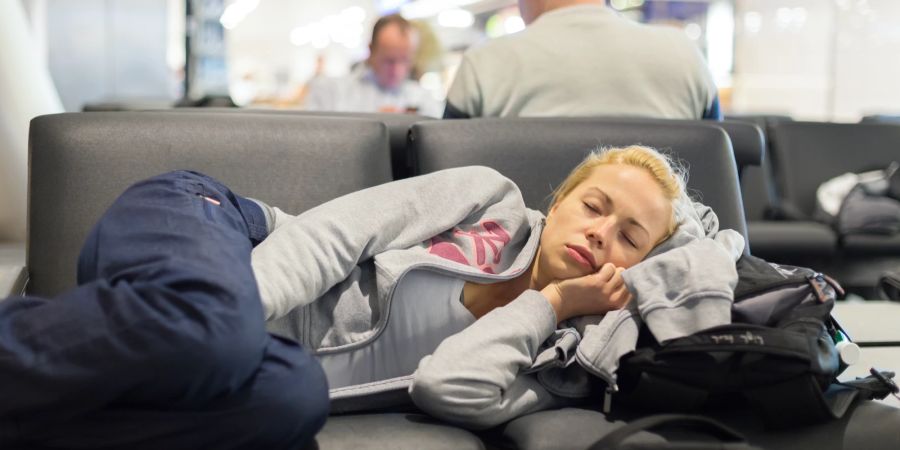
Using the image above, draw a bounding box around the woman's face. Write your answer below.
[536,164,673,285]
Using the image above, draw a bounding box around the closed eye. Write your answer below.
[621,232,637,248]
[583,202,601,215]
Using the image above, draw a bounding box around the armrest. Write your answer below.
[0,265,27,298]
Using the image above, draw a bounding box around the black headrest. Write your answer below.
[165,108,433,179]
[409,117,748,249]
[28,111,392,297]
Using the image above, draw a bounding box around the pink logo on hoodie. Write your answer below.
[428,221,511,274]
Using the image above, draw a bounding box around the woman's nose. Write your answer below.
[586,217,614,245]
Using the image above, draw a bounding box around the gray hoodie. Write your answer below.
[253,166,544,350]
[409,193,744,429]
[251,166,744,427]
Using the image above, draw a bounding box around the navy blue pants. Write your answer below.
[0,171,329,449]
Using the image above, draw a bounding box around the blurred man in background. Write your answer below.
[305,14,442,117]
[444,0,721,120]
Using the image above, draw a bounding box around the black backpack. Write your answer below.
[614,253,897,429]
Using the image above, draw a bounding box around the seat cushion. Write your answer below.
[493,402,900,450]
[748,221,838,258]
[841,234,900,256]
[488,407,666,449]
[314,413,484,450]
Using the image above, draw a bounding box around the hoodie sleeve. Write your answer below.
[251,166,524,320]
[409,291,564,430]
[621,197,745,343]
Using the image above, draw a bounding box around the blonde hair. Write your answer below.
[549,145,687,237]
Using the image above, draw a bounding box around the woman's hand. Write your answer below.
[540,263,633,322]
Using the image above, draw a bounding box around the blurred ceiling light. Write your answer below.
[775,7,792,28]
[220,0,259,30]
[341,6,367,23]
[438,9,474,28]
[684,23,702,40]
[743,11,761,34]
[504,15,525,34]
[400,0,479,19]
[290,9,367,50]
[312,34,331,50]
[290,25,313,46]
[331,24,364,46]
[775,7,808,30]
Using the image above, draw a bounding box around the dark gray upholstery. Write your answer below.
[82,99,175,111]
[737,121,900,291]
[860,115,900,124]
[734,121,834,264]
[163,108,433,180]
[727,114,792,222]
[841,234,900,256]
[491,402,900,450]
[410,117,749,249]
[747,221,837,257]
[725,114,794,133]
[767,122,900,218]
[24,112,899,447]
[717,120,765,177]
[27,112,392,297]
[314,414,484,450]
[487,408,666,449]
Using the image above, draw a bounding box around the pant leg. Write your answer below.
[0,171,326,444]
[25,336,329,450]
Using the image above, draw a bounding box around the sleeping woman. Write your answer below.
[252,144,744,428]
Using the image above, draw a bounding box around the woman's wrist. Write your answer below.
[540,282,566,323]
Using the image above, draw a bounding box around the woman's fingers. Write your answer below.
[609,284,633,309]
[595,262,617,282]
[609,267,626,290]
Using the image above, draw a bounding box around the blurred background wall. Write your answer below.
[3,0,900,241]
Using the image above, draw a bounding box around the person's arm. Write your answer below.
[411,264,632,429]
[702,94,722,121]
[409,291,562,429]
[251,166,525,320]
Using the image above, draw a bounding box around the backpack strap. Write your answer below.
[588,414,761,450]
[840,369,899,401]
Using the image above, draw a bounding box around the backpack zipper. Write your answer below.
[737,273,815,300]
[603,384,618,414]
[807,272,844,302]
[808,273,828,303]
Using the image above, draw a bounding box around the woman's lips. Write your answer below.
[565,245,596,271]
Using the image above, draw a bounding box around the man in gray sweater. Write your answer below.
[443,0,721,120]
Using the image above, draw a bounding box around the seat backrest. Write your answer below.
[409,118,749,251]
[166,108,433,180]
[767,121,900,217]
[717,120,765,177]
[859,115,900,124]
[725,114,794,131]
[27,112,392,297]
